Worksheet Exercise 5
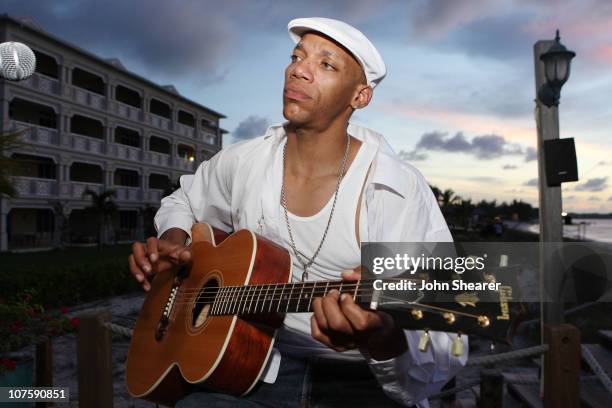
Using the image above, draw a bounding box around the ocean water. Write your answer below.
[525,218,612,243]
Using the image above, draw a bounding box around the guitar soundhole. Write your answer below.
[192,278,219,328]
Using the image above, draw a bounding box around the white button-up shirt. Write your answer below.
[154,121,468,407]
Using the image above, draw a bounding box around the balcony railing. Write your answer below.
[70,86,106,110]
[11,121,59,146]
[60,181,103,199]
[201,131,218,146]
[176,123,194,138]
[114,101,142,121]
[62,133,105,155]
[21,73,60,95]
[12,177,57,197]
[175,158,196,172]
[145,189,164,203]
[111,143,142,161]
[115,186,142,201]
[145,151,170,167]
[148,113,170,131]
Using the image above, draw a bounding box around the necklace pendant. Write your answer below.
[301,267,309,282]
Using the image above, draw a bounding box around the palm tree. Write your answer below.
[82,189,118,246]
[0,129,25,197]
[440,189,461,209]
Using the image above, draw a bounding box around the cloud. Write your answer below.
[502,164,518,170]
[524,178,538,187]
[524,147,537,162]
[467,176,501,183]
[408,0,499,41]
[574,177,608,192]
[588,196,602,201]
[233,115,269,140]
[414,131,524,160]
[3,0,238,79]
[398,149,428,162]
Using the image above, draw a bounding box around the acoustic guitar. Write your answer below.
[126,222,521,406]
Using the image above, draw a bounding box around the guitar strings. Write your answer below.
[172,278,422,296]
[171,289,486,321]
[172,282,410,303]
[171,288,489,320]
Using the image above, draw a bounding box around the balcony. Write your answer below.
[21,73,60,95]
[176,123,194,138]
[61,133,105,155]
[12,177,57,197]
[148,113,170,131]
[201,131,218,146]
[60,181,103,199]
[114,102,141,121]
[175,158,196,172]
[12,121,59,146]
[111,143,142,161]
[145,189,164,203]
[69,85,106,110]
[115,186,142,201]
[145,151,170,167]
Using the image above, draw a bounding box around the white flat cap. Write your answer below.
[287,17,387,89]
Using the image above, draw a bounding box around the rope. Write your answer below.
[429,374,600,400]
[104,321,134,338]
[100,320,550,366]
[466,345,549,367]
[428,379,481,400]
[581,345,612,395]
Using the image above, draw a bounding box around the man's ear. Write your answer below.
[351,84,373,110]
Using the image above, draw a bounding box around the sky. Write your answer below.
[5,0,612,213]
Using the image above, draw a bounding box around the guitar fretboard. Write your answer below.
[207,280,371,316]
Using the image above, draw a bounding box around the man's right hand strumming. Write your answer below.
[128,228,192,291]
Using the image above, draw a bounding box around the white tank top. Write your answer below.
[276,137,377,358]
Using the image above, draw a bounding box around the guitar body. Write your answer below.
[126,223,292,406]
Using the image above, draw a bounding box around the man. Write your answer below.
[129,17,467,407]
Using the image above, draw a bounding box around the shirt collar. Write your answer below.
[263,121,409,198]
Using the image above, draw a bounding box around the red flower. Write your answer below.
[70,317,80,329]
[9,322,21,332]
[2,359,16,371]
[60,306,69,314]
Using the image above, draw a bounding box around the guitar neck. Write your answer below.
[207,279,374,316]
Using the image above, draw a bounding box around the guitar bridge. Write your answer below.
[155,267,186,341]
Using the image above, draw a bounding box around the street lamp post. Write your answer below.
[534,31,577,408]
[534,30,576,326]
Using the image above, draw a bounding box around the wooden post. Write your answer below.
[478,369,503,408]
[534,40,564,325]
[77,311,113,408]
[35,338,53,408]
[544,324,580,408]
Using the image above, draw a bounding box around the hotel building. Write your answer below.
[0,15,226,251]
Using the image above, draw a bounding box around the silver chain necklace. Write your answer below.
[281,134,351,282]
